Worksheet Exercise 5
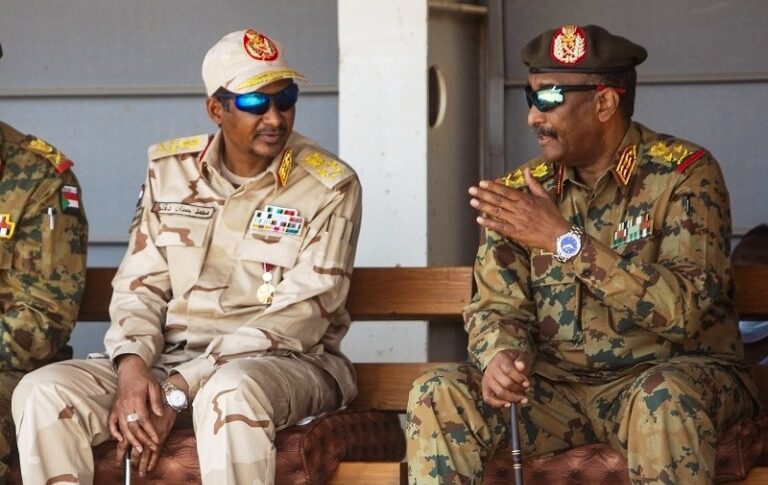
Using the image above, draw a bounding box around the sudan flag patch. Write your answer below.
[60,185,81,214]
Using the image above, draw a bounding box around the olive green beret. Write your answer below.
[522,24,647,73]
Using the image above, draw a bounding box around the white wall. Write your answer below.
[338,0,430,361]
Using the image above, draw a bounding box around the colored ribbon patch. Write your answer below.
[250,205,304,236]
[612,214,653,248]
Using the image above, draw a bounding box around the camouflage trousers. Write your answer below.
[12,356,339,485]
[0,371,24,485]
[406,362,757,485]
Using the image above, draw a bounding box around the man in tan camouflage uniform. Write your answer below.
[407,25,760,485]
[13,29,361,485]
[0,41,88,484]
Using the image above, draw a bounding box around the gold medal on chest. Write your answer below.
[257,267,276,305]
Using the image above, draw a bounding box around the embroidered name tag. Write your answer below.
[152,202,215,219]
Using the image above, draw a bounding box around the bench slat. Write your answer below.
[327,461,405,485]
[351,363,443,412]
[78,265,768,322]
[345,266,473,320]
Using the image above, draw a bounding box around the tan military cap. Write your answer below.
[202,29,306,96]
[522,24,647,73]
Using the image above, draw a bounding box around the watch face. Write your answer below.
[168,389,187,408]
[561,235,580,255]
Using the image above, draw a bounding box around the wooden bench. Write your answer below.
[10,265,768,484]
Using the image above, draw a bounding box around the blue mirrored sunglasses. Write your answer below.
[225,82,299,115]
[524,84,625,112]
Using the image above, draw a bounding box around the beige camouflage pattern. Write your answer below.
[407,122,760,484]
[0,121,87,482]
[13,130,360,485]
[13,353,339,484]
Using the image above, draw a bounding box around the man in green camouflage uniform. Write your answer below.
[0,41,88,483]
[406,25,760,485]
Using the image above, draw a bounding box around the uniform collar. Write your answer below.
[608,122,643,192]
[555,122,643,197]
[198,131,296,191]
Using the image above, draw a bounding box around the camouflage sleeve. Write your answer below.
[171,178,362,397]
[571,155,731,343]
[464,230,537,370]
[104,171,170,368]
[0,173,88,371]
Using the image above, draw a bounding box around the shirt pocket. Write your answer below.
[154,216,211,248]
[238,235,303,270]
[224,235,303,308]
[154,216,212,296]
[530,252,580,342]
[0,242,12,271]
[41,209,87,279]
[614,232,661,263]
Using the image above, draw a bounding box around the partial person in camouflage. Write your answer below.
[407,24,760,485]
[0,41,88,484]
[13,29,361,485]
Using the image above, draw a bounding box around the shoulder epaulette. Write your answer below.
[148,134,210,161]
[296,149,354,190]
[646,139,706,174]
[23,136,73,174]
[497,160,554,189]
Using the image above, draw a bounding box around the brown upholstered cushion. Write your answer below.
[485,443,631,485]
[484,416,768,485]
[7,410,404,485]
[275,410,405,484]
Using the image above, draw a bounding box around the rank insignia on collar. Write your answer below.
[551,25,587,65]
[556,164,565,198]
[612,213,652,249]
[60,185,81,214]
[615,145,637,186]
[250,205,304,236]
[278,148,294,187]
[0,213,16,239]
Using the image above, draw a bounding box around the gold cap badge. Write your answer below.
[551,25,587,65]
[244,30,278,61]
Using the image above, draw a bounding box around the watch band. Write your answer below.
[160,378,188,412]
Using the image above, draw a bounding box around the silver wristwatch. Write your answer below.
[554,225,584,263]
[160,378,188,413]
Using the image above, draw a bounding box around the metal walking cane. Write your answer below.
[510,403,523,484]
[124,446,132,485]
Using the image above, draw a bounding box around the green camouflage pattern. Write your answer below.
[407,361,755,484]
[0,121,88,478]
[407,122,760,484]
[0,370,24,483]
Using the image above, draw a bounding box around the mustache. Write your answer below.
[254,126,287,137]
[534,126,558,139]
